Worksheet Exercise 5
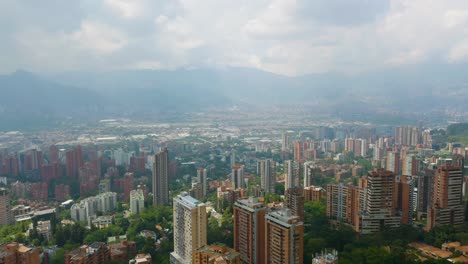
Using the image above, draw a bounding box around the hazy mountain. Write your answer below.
[55,64,468,112]
[1,65,467,130]
[0,70,110,130]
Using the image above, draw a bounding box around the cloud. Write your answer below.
[104,0,146,19]
[2,0,468,75]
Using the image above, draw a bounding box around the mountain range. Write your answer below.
[0,64,467,130]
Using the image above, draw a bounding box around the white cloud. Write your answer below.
[104,0,146,19]
[71,20,127,53]
[3,0,468,75]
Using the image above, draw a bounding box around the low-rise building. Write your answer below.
[129,253,152,264]
[194,243,242,264]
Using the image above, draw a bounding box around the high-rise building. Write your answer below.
[293,141,303,161]
[230,150,236,168]
[427,165,464,230]
[303,186,326,202]
[231,164,244,190]
[416,168,435,219]
[395,126,420,146]
[285,160,300,190]
[170,193,207,264]
[233,197,266,264]
[344,138,368,157]
[49,145,59,164]
[386,151,400,174]
[0,188,10,226]
[402,154,419,176]
[359,169,400,234]
[394,176,415,225]
[281,131,289,152]
[303,161,316,187]
[197,168,208,197]
[265,209,304,264]
[130,189,145,215]
[66,146,84,178]
[152,148,169,206]
[326,183,360,230]
[259,159,275,193]
[285,186,304,221]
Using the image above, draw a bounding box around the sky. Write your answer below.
[2,0,468,76]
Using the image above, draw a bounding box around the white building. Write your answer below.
[170,192,207,264]
[130,189,145,215]
[71,192,117,226]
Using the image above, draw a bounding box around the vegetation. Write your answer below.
[301,200,466,263]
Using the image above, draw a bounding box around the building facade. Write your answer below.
[152,148,169,206]
[170,193,207,264]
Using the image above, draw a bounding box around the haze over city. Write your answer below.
[0,1,467,264]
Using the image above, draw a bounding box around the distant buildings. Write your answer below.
[130,189,145,215]
[285,160,300,190]
[0,188,10,226]
[395,126,420,146]
[259,159,275,193]
[70,192,117,226]
[152,148,169,206]
[170,192,207,264]
[231,164,244,190]
[66,145,84,178]
[197,168,208,197]
[386,151,400,174]
[344,138,368,157]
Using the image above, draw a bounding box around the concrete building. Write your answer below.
[129,253,152,264]
[0,188,11,226]
[284,187,304,221]
[326,183,360,230]
[386,151,400,174]
[285,160,300,190]
[395,126,420,146]
[231,164,244,190]
[194,243,242,264]
[359,169,401,234]
[233,197,266,264]
[0,243,40,264]
[152,148,169,206]
[427,165,464,230]
[265,209,304,264]
[65,242,110,264]
[304,162,317,187]
[130,189,145,215]
[304,186,326,202]
[197,168,208,197]
[71,192,117,226]
[281,131,289,152]
[394,176,415,225]
[417,168,435,219]
[345,138,368,157]
[170,193,207,264]
[259,159,275,193]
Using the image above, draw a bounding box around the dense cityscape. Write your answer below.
[3,1,468,264]
[0,117,466,263]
